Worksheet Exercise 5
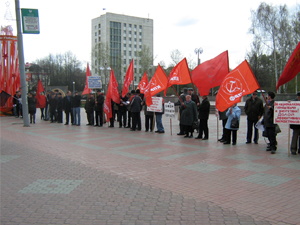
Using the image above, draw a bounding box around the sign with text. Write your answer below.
[147,97,163,112]
[88,76,102,89]
[21,9,40,34]
[274,101,300,124]
[164,102,175,118]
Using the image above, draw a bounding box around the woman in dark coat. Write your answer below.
[27,92,36,124]
[180,95,198,138]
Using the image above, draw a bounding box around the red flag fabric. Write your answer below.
[137,72,149,94]
[216,60,260,112]
[103,96,112,122]
[107,70,120,104]
[165,58,191,95]
[144,65,168,106]
[276,42,300,90]
[191,51,229,96]
[35,80,46,108]
[82,63,92,95]
[122,59,134,97]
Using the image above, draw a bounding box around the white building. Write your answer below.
[91,13,153,90]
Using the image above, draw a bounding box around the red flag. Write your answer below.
[165,58,191,95]
[103,96,112,122]
[144,65,168,106]
[107,70,120,104]
[36,80,46,108]
[82,63,92,95]
[137,72,149,94]
[191,51,229,96]
[216,60,260,112]
[276,42,300,90]
[122,59,134,97]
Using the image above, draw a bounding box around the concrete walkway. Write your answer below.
[1,109,300,225]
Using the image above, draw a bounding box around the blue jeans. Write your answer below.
[73,107,81,125]
[155,113,164,132]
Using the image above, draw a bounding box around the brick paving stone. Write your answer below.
[1,113,300,225]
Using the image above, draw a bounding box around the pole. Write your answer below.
[15,0,30,127]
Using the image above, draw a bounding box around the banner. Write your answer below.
[274,101,300,124]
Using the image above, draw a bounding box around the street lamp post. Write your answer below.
[194,48,203,65]
[100,62,111,93]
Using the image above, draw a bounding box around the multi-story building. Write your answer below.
[91,12,153,90]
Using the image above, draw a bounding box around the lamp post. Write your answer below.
[100,62,111,93]
[194,48,203,65]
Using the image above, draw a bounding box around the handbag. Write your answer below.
[275,124,281,134]
[230,117,239,129]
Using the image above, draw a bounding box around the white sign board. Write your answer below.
[274,101,300,124]
[164,102,175,118]
[88,76,102,89]
[147,97,163,112]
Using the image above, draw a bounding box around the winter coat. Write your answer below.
[244,97,264,121]
[180,100,197,126]
[27,96,36,113]
[225,105,241,130]
[198,97,210,120]
[263,100,275,128]
[130,95,142,112]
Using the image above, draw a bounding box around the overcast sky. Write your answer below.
[1,0,299,70]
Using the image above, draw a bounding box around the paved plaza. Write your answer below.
[1,109,300,225]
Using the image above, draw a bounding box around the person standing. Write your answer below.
[195,95,210,140]
[49,92,57,123]
[130,90,143,131]
[36,92,47,120]
[27,92,36,124]
[72,91,81,126]
[56,93,63,123]
[95,90,104,127]
[118,94,128,128]
[180,95,198,138]
[63,91,73,125]
[154,94,165,134]
[262,92,277,154]
[175,88,188,135]
[223,103,241,145]
[144,105,154,132]
[85,93,95,126]
[244,90,264,144]
[290,92,300,155]
[13,91,22,118]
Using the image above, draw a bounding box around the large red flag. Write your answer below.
[276,42,300,90]
[122,59,134,97]
[35,79,46,108]
[107,70,120,104]
[165,58,191,95]
[216,60,260,112]
[82,63,92,95]
[191,51,229,96]
[144,65,168,106]
[137,72,149,94]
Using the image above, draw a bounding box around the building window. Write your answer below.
[129,44,132,48]
[129,37,132,41]
[98,24,101,28]
[95,39,97,43]
[95,32,97,37]
[123,59,127,64]
[134,24,137,28]
[139,25,142,29]
[123,37,126,41]
[129,51,132,56]
[98,37,101,42]
[129,24,132,28]
[124,44,126,47]
[98,30,101,35]
[123,23,126,27]
[124,50,126,55]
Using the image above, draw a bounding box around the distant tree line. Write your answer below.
[247,2,300,93]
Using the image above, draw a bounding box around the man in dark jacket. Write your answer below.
[263,91,277,154]
[290,92,300,155]
[130,90,143,131]
[49,92,57,123]
[244,90,264,144]
[94,90,104,127]
[56,93,63,123]
[196,95,210,140]
[180,95,198,138]
[175,88,188,135]
[72,91,81,126]
[63,91,73,125]
[85,93,95,125]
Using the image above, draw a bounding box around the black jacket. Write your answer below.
[244,97,264,121]
[198,97,210,120]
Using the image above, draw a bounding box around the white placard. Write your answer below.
[274,101,300,124]
[164,101,175,118]
[147,97,163,112]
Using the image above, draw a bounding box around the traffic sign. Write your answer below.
[21,8,40,34]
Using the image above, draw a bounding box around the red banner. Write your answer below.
[216,60,260,112]
[137,72,148,94]
[122,59,134,97]
[82,63,92,95]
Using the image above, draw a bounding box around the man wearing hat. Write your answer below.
[290,92,300,155]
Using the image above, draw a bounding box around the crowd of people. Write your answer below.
[12,88,300,155]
